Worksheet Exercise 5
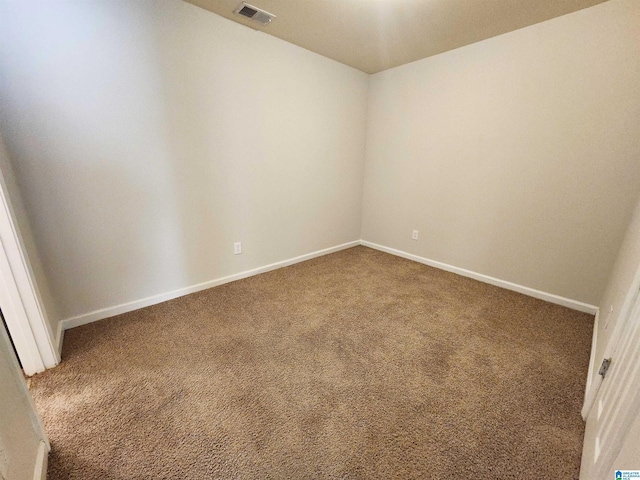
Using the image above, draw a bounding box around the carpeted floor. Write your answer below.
[30,246,593,479]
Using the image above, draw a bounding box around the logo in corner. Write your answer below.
[616,470,640,479]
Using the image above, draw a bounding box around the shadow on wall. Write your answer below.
[0,1,192,318]
[0,1,367,321]
[0,1,272,319]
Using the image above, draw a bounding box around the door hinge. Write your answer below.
[598,358,612,378]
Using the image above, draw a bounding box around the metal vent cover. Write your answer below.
[233,2,275,26]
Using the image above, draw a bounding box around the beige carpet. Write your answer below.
[30,246,593,479]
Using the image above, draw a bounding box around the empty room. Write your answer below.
[0,0,639,478]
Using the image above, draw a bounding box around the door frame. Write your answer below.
[0,163,58,376]
[580,282,640,479]
[582,259,640,420]
[0,313,50,473]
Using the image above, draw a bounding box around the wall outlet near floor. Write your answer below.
[234,242,242,255]
[411,230,419,240]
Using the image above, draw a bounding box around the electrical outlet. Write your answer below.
[412,230,419,240]
[234,242,242,255]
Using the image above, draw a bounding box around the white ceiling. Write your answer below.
[183,0,608,74]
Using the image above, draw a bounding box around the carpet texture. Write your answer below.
[30,246,593,479]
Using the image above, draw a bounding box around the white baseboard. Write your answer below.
[361,240,598,315]
[61,240,360,331]
[60,238,597,336]
[32,441,48,480]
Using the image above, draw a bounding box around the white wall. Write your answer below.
[1,0,639,328]
[0,0,369,321]
[361,0,640,306]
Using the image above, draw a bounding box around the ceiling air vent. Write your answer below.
[233,2,276,26]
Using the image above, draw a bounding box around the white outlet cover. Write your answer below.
[234,242,242,255]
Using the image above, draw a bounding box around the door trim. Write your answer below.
[0,319,49,448]
[0,162,58,375]
[582,309,601,420]
[581,288,640,479]
[33,441,48,480]
[582,261,640,420]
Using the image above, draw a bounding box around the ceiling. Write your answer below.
[183,0,608,74]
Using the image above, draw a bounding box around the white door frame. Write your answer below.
[580,282,640,479]
[0,165,58,376]
[0,314,50,475]
[582,259,640,420]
